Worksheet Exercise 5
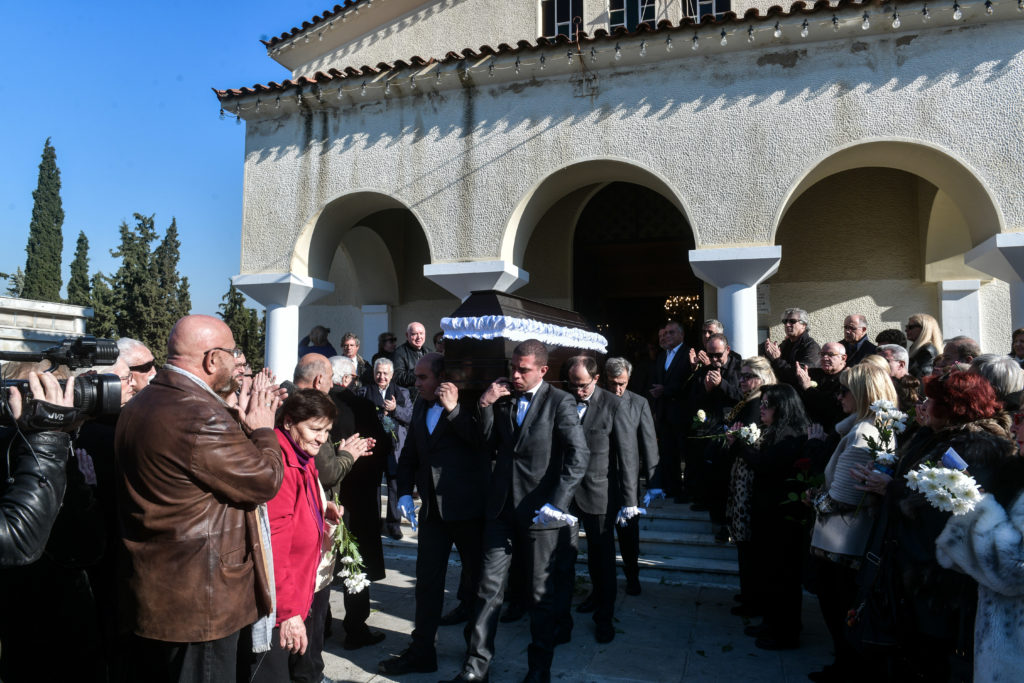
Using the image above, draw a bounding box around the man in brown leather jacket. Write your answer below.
[116,314,284,682]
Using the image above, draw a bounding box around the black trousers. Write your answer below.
[464,507,577,677]
[306,585,331,677]
[410,509,484,657]
[815,557,861,671]
[383,471,402,533]
[579,510,617,625]
[656,420,684,496]
[130,631,239,683]
[615,514,640,583]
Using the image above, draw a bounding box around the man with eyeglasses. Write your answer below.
[115,314,284,682]
[764,307,821,387]
[840,314,877,366]
[109,338,158,406]
[563,355,638,644]
[794,341,847,438]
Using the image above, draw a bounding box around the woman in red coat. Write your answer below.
[249,388,340,683]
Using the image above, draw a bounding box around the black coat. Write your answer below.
[392,342,431,388]
[358,382,413,475]
[650,344,690,426]
[572,387,640,514]
[799,368,846,435]
[843,337,878,366]
[397,401,488,522]
[908,343,938,379]
[770,332,821,386]
[478,381,590,527]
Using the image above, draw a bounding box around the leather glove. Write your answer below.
[616,506,646,527]
[532,503,578,527]
[398,495,417,531]
[642,489,665,508]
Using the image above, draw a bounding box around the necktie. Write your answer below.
[576,400,588,423]
[426,402,443,434]
[516,392,533,427]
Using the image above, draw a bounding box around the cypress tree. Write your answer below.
[66,231,91,307]
[111,213,161,354]
[22,138,64,302]
[218,282,264,369]
[87,272,118,338]
[153,218,192,329]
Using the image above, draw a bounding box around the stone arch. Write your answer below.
[501,157,697,267]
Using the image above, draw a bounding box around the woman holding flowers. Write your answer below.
[733,383,810,650]
[807,364,897,682]
[852,372,1013,681]
[245,389,341,683]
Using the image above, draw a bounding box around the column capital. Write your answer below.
[231,272,334,308]
[423,260,529,302]
[688,246,782,288]
[964,233,1024,283]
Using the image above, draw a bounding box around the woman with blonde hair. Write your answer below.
[858,354,890,373]
[807,364,897,681]
[906,313,943,378]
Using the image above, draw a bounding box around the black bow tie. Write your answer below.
[577,398,590,405]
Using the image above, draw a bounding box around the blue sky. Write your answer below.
[0,1,331,316]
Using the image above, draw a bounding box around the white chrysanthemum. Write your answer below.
[905,470,921,489]
[893,420,907,434]
[871,399,895,414]
[950,498,976,516]
[696,410,706,422]
[875,452,897,465]
[341,555,354,565]
[931,489,955,512]
[919,475,944,495]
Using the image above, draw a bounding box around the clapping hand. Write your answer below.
[338,434,373,460]
[383,395,397,412]
[795,362,813,390]
[807,423,826,442]
[705,369,722,390]
[764,338,781,360]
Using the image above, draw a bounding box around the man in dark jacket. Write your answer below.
[649,320,689,501]
[115,315,283,682]
[393,321,431,388]
[764,307,821,386]
[841,314,877,365]
[796,341,848,437]
[378,353,488,675]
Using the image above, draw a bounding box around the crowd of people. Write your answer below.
[2,309,1023,683]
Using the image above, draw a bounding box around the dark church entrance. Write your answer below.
[572,182,702,362]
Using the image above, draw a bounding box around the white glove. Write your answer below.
[642,489,665,508]
[616,506,646,527]
[532,503,578,527]
[398,495,417,531]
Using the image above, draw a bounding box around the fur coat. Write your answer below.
[937,491,1024,683]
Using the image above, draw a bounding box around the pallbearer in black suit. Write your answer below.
[377,354,487,676]
[442,339,590,683]
[565,356,640,643]
[604,357,662,596]
[649,320,689,501]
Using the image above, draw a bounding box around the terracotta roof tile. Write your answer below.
[264,1,368,47]
[220,0,881,101]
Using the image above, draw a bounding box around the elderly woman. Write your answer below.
[734,384,811,650]
[807,364,897,682]
[725,357,777,614]
[851,372,1014,681]
[246,389,340,683]
[763,307,821,386]
[970,353,1024,410]
[905,313,943,378]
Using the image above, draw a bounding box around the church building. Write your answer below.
[215,0,1024,377]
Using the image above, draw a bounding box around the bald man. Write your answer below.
[116,315,284,682]
[393,321,432,388]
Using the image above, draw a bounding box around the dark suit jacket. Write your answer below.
[620,389,661,492]
[770,332,821,386]
[692,355,744,429]
[393,342,431,388]
[650,344,690,425]
[799,368,846,435]
[358,382,413,474]
[478,381,590,528]
[843,338,878,366]
[572,387,639,514]
[397,401,488,522]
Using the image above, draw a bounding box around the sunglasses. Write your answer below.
[782,318,802,325]
[129,360,155,373]
[708,352,726,359]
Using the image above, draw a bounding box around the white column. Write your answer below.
[939,280,982,342]
[688,246,782,358]
[965,233,1024,330]
[423,260,529,302]
[232,273,334,378]
[362,305,390,351]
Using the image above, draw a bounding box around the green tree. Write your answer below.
[152,218,191,331]
[87,272,118,338]
[218,282,264,369]
[22,138,64,302]
[2,268,26,297]
[66,231,91,307]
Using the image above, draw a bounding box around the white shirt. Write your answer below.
[516,380,543,427]
[665,343,683,370]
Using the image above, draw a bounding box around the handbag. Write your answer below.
[810,507,875,559]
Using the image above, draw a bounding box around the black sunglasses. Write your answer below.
[129,360,155,373]
[782,318,802,325]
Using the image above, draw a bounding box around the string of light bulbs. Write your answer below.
[220,0,1021,121]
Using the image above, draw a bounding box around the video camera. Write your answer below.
[1,336,122,426]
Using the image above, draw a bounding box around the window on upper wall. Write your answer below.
[684,0,730,20]
[609,0,656,31]
[541,0,584,39]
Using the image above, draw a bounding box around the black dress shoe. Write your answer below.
[439,601,472,626]
[624,578,642,596]
[521,670,550,683]
[343,628,386,650]
[755,635,800,650]
[439,672,488,682]
[388,527,404,540]
[500,603,526,623]
[595,621,615,643]
[379,649,438,675]
[575,593,596,613]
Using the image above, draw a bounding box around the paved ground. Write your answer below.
[320,554,831,683]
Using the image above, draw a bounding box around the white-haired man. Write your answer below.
[109,338,157,406]
[393,322,431,388]
[878,344,909,379]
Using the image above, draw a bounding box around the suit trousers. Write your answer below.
[656,421,684,497]
[615,515,640,583]
[579,511,617,625]
[130,630,239,683]
[464,507,577,676]
[383,471,402,533]
[410,509,484,657]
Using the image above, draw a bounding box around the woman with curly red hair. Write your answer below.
[846,372,1014,681]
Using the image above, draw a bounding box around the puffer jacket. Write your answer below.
[115,368,283,642]
[0,429,72,567]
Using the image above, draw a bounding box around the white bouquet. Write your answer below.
[866,399,908,476]
[904,447,982,516]
[331,495,369,594]
[733,423,762,446]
